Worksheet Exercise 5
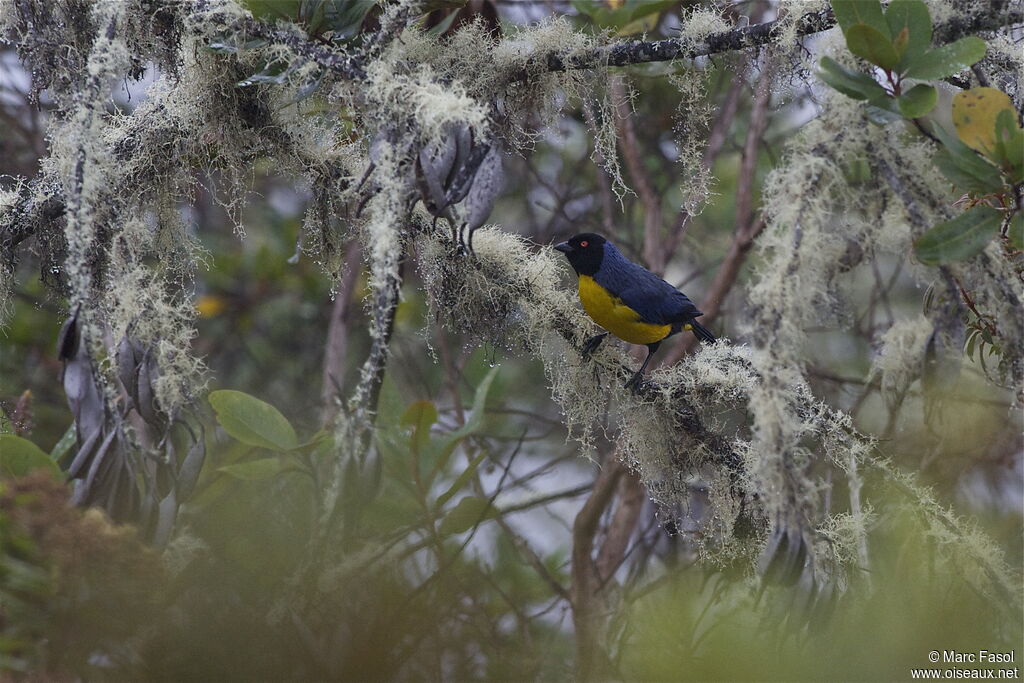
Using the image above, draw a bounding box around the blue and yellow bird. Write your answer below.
[555,232,716,389]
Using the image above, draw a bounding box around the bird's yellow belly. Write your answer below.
[578,275,671,346]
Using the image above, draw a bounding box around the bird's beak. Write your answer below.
[554,242,572,254]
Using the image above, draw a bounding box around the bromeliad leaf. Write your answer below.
[845,24,900,70]
[902,37,986,80]
[914,206,1003,265]
[209,390,299,451]
[897,83,937,118]
[0,435,61,478]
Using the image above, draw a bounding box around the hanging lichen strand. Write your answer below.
[0,0,1019,608]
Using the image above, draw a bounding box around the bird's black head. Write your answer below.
[554,233,607,276]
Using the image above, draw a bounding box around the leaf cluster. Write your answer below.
[820,0,985,121]
[916,89,1024,264]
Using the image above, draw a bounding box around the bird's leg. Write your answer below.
[582,332,608,358]
[625,342,660,392]
[449,218,463,254]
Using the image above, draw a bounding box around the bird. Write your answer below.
[554,232,716,390]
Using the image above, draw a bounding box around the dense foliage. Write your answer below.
[0,0,1021,680]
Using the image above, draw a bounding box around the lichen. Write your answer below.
[869,315,935,404]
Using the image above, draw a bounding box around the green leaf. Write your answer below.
[209,390,299,451]
[914,206,1003,265]
[321,0,376,38]
[435,449,489,511]
[1008,213,1024,250]
[846,24,900,70]
[885,0,932,68]
[965,328,978,359]
[818,57,889,101]
[428,367,499,481]
[401,400,438,454]
[0,435,61,478]
[933,125,1006,192]
[994,110,1024,180]
[438,496,499,536]
[891,27,909,61]
[903,37,986,80]
[50,424,76,464]
[933,149,1004,192]
[629,0,676,22]
[897,83,937,118]
[865,92,902,125]
[832,0,889,37]
[611,0,673,35]
[218,457,285,481]
[241,0,294,22]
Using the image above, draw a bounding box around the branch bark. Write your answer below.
[514,8,837,80]
[571,457,624,682]
[320,240,363,424]
[595,470,644,583]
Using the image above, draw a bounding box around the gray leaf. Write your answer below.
[417,130,458,215]
[116,335,144,409]
[67,425,103,479]
[136,349,161,426]
[151,488,179,549]
[462,144,505,232]
[176,432,206,500]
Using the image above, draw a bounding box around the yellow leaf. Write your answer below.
[195,294,228,318]
[952,87,1019,157]
[606,0,624,8]
[616,12,660,36]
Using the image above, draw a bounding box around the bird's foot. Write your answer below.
[581,333,608,359]
[624,371,646,393]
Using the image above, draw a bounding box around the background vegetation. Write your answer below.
[0,0,1021,680]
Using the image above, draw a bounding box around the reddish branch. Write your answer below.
[611,76,666,276]
[659,56,775,368]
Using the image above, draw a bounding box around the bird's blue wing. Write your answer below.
[596,246,703,324]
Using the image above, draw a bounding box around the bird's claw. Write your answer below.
[625,372,646,393]
[581,333,607,359]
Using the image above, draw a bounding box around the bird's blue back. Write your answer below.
[593,242,703,325]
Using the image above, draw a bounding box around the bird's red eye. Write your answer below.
[580,240,589,248]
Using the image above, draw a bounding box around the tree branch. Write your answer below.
[512,7,1021,81]
[571,456,623,681]
[515,8,837,80]
[320,240,363,424]
[595,470,644,583]
[610,76,665,275]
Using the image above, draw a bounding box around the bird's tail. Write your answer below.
[690,320,717,344]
